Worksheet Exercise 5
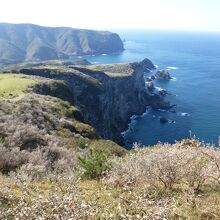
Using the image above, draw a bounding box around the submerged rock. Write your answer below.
[158,89,176,97]
[158,89,168,96]
[150,75,156,80]
[159,117,169,123]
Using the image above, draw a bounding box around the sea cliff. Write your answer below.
[19,58,172,143]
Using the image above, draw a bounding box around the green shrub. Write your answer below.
[78,138,89,149]
[78,149,110,179]
[90,139,127,157]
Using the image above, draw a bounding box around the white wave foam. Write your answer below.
[158,109,168,112]
[177,112,191,117]
[121,131,126,137]
[154,86,164,96]
[125,40,133,43]
[155,86,163,91]
[168,120,176,124]
[171,77,177,81]
[121,108,150,137]
[102,54,107,56]
[154,65,159,68]
[130,115,138,120]
[167,66,178,70]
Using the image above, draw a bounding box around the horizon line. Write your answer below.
[1,21,220,34]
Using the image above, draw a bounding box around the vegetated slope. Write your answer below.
[1,63,220,219]
[1,135,220,218]
[0,72,126,172]
[0,23,124,64]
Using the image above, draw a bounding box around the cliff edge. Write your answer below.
[18,58,172,144]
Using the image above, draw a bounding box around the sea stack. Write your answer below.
[155,70,173,79]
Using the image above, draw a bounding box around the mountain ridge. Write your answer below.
[0,23,124,64]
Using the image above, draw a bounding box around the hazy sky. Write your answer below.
[0,0,219,31]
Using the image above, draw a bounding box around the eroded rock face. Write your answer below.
[20,59,172,144]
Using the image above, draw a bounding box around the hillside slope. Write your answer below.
[1,62,220,219]
[0,23,124,64]
[0,72,126,172]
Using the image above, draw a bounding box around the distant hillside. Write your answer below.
[0,23,124,64]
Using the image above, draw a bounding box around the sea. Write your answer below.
[73,30,220,147]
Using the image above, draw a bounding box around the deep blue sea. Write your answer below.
[74,30,220,147]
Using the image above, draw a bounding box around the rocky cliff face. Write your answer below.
[0,23,124,63]
[20,58,172,144]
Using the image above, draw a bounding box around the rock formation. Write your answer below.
[155,70,173,79]
[139,58,156,70]
[146,69,176,97]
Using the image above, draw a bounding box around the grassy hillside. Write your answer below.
[0,69,126,173]
[90,62,136,77]
[0,74,36,99]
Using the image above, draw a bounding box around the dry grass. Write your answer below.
[90,63,136,77]
[1,139,220,218]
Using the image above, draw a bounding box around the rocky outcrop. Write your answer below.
[155,70,173,79]
[0,23,124,63]
[146,69,176,97]
[20,59,172,144]
[140,58,156,70]
[70,59,91,66]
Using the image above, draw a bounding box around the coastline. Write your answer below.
[122,64,178,148]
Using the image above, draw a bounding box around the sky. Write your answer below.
[0,0,220,32]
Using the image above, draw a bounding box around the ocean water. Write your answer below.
[73,30,220,147]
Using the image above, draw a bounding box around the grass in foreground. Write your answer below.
[1,139,220,219]
[0,73,36,100]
